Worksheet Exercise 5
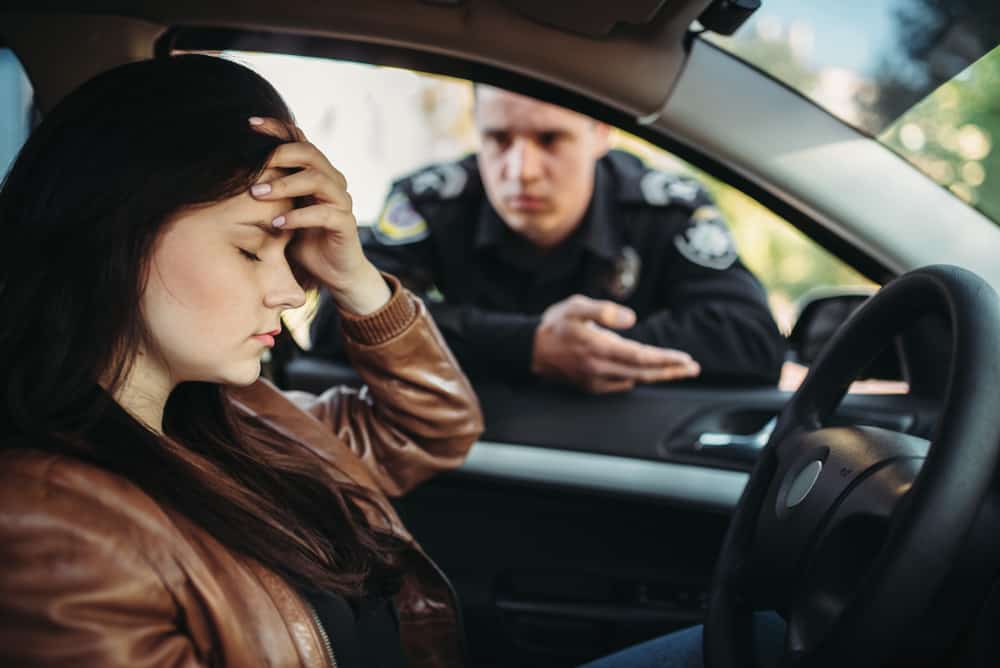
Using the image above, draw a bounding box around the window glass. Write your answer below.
[704,0,1000,137]
[214,50,873,339]
[879,43,1000,225]
[0,48,34,179]
[188,50,894,391]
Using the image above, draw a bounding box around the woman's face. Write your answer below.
[141,169,306,387]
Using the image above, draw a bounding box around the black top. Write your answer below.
[310,150,785,385]
[301,587,408,668]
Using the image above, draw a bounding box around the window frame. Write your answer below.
[161,26,896,288]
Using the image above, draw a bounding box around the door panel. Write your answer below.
[392,473,730,667]
[283,357,939,466]
[283,355,941,666]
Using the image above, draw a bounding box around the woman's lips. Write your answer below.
[252,329,280,348]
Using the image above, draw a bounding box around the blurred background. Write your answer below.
[3,0,997,345]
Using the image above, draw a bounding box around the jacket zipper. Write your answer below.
[304,598,339,668]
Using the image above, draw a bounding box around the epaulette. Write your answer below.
[607,150,708,209]
[373,157,477,246]
[399,157,475,202]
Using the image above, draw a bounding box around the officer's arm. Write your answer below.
[623,213,786,385]
[418,302,541,380]
[307,195,542,380]
[361,238,543,378]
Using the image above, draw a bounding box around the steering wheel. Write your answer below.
[704,265,1000,668]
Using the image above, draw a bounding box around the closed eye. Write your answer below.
[238,248,263,262]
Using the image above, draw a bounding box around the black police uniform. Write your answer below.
[310,150,785,385]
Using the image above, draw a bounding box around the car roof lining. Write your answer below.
[4,4,998,291]
[500,0,671,38]
[0,5,895,285]
[1,0,711,116]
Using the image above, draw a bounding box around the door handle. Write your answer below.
[694,416,777,460]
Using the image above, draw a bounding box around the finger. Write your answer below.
[583,377,636,395]
[248,116,306,142]
[580,324,696,368]
[271,203,357,233]
[264,142,346,189]
[251,169,352,211]
[657,359,702,382]
[559,294,636,329]
[584,355,700,384]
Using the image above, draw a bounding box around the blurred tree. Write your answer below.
[879,39,1000,224]
[871,0,1000,124]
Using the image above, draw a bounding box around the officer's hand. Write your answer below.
[248,117,390,315]
[531,295,701,394]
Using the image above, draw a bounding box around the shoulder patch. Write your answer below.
[674,206,737,270]
[410,163,468,200]
[373,192,430,246]
[639,170,704,207]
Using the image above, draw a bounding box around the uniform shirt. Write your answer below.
[310,150,785,385]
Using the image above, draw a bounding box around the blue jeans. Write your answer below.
[578,612,785,668]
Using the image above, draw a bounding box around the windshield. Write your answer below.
[706,0,1000,225]
[880,44,1000,224]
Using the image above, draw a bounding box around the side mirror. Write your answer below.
[788,288,906,381]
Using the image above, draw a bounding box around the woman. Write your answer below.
[0,54,482,667]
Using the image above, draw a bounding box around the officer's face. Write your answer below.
[475,86,610,250]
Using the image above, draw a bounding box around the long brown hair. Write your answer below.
[0,54,403,597]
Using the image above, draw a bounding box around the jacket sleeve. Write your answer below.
[623,206,786,385]
[286,274,484,496]
[627,297,786,385]
[0,455,205,668]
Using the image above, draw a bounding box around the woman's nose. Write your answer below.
[264,263,307,311]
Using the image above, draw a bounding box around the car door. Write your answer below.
[166,34,943,668]
[280,356,937,667]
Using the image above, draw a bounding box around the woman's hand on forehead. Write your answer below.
[247,117,390,315]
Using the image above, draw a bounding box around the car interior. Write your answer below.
[3,2,1000,667]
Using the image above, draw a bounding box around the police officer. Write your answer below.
[310,86,785,393]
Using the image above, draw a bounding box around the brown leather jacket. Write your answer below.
[0,278,484,668]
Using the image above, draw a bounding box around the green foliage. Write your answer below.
[880,44,1000,224]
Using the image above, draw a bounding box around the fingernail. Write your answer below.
[251,183,271,197]
[617,311,633,326]
[272,215,286,228]
[249,116,264,126]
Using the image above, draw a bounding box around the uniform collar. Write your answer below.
[473,156,622,263]
[576,157,621,263]
[474,199,509,250]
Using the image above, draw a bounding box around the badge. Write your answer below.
[665,179,702,204]
[606,246,642,300]
[639,170,703,207]
[674,206,737,270]
[410,163,468,199]
[639,171,674,206]
[373,191,429,246]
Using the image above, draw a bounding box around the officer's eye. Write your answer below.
[484,131,511,150]
[537,131,563,148]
